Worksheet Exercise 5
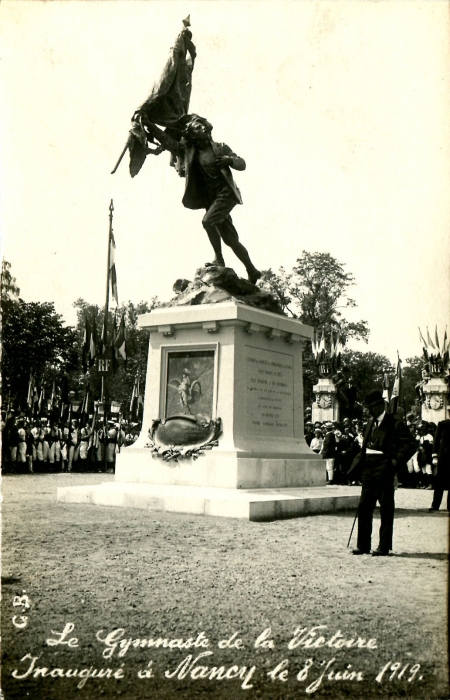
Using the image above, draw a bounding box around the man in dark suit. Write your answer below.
[429,413,450,511]
[145,115,261,284]
[348,390,416,556]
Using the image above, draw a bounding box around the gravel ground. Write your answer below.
[1,473,449,700]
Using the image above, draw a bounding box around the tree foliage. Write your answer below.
[2,298,79,405]
[259,252,370,405]
[260,251,369,344]
[341,349,394,402]
[1,259,20,302]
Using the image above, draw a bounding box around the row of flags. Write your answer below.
[24,374,143,422]
[27,375,70,419]
[311,330,343,364]
[418,326,449,362]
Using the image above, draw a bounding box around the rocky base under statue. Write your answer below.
[164,265,283,315]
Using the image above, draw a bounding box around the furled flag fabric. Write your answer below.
[60,376,69,420]
[100,313,108,356]
[389,357,402,415]
[82,315,92,374]
[114,314,127,362]
[130,378,143,420]
[382,374,390,406]
[90,317,98,368]
[110,232,118,304]
[127,20,196,177]
[27,374,35,409]
[435,326,440,353]
[111,313,119,375]
[37,387,45,416]
[79,384,90,428]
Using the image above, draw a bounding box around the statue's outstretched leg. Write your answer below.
[217,217,261,284]
[202,191,261,283]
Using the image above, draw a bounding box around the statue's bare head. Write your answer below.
[183,114,213,143]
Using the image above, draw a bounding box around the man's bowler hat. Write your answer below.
[363,390,385,408]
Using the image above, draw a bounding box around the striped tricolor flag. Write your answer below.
[109,231,118,304]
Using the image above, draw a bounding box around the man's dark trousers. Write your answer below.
[357,455,395,552]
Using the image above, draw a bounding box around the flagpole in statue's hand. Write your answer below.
[111,137,132,175]
[111,133,165,175]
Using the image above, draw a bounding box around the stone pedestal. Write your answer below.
[58,301,358,519]
[311,377,339,424]
[421,377,449,425]
[120,302,320,487]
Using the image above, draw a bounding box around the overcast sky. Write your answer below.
[2,0,449,363]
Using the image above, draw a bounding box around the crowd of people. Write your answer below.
[1,406,445,499]
[1,412,141,474]
[304,411,439,489]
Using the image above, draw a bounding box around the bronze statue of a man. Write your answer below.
[146,115,261,284]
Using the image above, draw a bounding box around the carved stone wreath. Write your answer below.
[145,416,222,462]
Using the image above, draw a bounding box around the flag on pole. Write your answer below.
[82,315,91,374]
[129,381,137,419]
[48,380,56,412]
[111,311,119,374]
[115,18,196,178]
[130,377,143,420]
[90,316,98,367]
[27,374,35,409]
[426,327,436,350]
[114,314,127,362]
[389,356,402,415]
[37,386,45,416]
[435,326,440,353]
[100,313,108,355]
[60,376,69,419]
[382,374,390,406]
[79,384,90,428]
[138,382,144,419]
[110,232,118,304]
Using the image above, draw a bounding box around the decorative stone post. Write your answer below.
[421,376,449,425]
[312,376,340,423]
[310,334,344,423]
[418,330,450,424]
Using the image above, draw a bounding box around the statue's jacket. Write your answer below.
[146,123,245,210]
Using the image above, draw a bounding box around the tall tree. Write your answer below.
[259,252,369,404]
[260,252,369,343]
[2,299,79,407]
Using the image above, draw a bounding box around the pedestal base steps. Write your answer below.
[57,482,359,522]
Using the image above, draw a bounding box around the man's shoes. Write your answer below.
[352,548,370,555]
[428,507,439,512]
[205,258,225,268]
[247,269,262,285]
[326,481,334,486]
[371,548,390,557]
